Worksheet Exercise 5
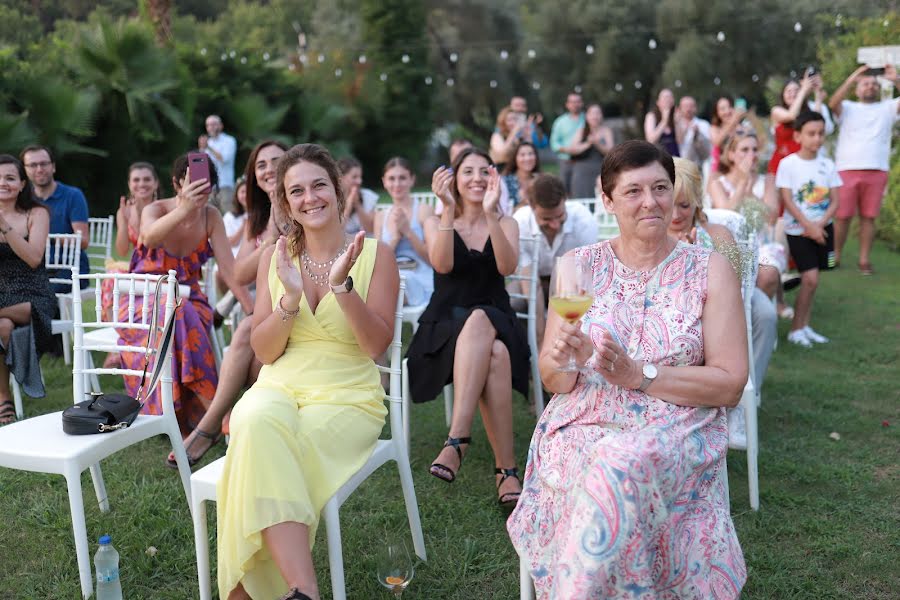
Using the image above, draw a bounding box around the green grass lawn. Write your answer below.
[1,238,898,599]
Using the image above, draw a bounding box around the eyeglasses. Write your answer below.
[24,161,52,169]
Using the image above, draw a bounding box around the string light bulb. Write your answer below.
[648,39,657,50]
[674,79,682,88]
[359,54,367,64]
[450,52,458,63]
[714,76,721,85]
[500,50,509,60]
[447,78,455,86]
[379,72,388,82]
[425,76,432,85]
[634,80,642,89]
[794,22,802,32]
[716,31,726,43]
[614,82,623,92]
[527,49,536,59]
[335,68,342,77]
[263,52,270,61]
[401,54,410,63]
[752,73,760,82]
[200,47,207,56]
[490,80,498,88]
[317,54,325,63]
[585,44,595,55]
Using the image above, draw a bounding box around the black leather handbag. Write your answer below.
[62,276,180,435]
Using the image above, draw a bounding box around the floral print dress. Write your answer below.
[508,240,746,599]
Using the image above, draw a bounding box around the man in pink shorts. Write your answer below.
[828,64,899,275]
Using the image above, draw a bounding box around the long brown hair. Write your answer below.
[275,144,346,256]
[244,140,289,239]
[0,154,47,215]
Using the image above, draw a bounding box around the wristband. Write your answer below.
[438,225,454,231]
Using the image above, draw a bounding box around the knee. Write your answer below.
[756,266,779,297]
[460,309,496,339]
[230,390,294,438]
[0,318,13,341]
[490,339,510,368]
[233,317,253,345]
[801,270,819,289]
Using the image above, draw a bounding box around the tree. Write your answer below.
[358,0,434,169]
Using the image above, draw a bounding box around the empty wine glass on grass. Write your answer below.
[548,254,593,372]
[376,541,414,597]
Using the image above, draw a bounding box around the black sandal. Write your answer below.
[279,588,314,600]
[496,467,522,509]
[166,427,221,469]
[0,400,16,426]
[429,436,471,483]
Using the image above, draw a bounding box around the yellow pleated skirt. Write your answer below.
[216,381,387,599]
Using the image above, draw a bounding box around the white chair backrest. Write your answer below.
[507,236,540,323]
[705,208,747,240]
[410,192,439,210]
[376,280,406,443]
[71,269,179,407]
[87,216,114,269]
[566,198,619,241]
[46,232,82,290]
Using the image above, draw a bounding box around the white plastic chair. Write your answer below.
[567,198,620,241]
[400,236,543,454]
[0,269,192,599]
[190,280,426,600]
[519,554,535,599]
[202,259,224,369]
[46,232,82,365]
[704,210,760,511]
[86,216,114,270]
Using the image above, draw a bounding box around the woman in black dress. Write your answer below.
[406,147,529,509]
[0,154,56,424]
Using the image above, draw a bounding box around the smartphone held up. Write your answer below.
[187,151,212,188]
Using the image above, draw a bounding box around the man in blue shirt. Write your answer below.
[549,92,585,194]
[21,145,90,291]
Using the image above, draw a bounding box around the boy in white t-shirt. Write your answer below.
[775,111,843,348]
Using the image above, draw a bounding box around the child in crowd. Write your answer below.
[775,111,842,348]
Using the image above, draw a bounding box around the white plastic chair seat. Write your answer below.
[0,412,177,472]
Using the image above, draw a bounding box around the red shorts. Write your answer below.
[837,170,888,219]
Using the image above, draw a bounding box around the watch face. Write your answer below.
[346,275,353,292]
[643,364,658,379]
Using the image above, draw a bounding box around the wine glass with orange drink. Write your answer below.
[376,541,414,597]
[548,254,593,372]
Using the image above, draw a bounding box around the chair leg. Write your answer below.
[89,462,110,513]
[527,321,543,415]
[65,468,93,599]
[11,374,23,420]
[745,394,760,511]
[85,352,100,396]
[401,359,411,460]
[323,499,347,600]
[443,384,453,428]
[166,425,194,514]
[396,451,427,562]
[519,556,535,600]
[193,497,213,600]
[59,298,72,366]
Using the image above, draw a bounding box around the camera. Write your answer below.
[805,65,818,78]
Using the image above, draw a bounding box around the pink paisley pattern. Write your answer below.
[508,240,746,599]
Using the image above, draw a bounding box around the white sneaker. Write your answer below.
[803,326,829,344]
[788,329,812,348]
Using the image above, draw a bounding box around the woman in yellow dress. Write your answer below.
[216,143,400,600]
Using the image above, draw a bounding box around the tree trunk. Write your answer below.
[144,0,172,45]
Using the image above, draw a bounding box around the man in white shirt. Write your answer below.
[676,96,711,167]
[199,114,238,212]
[513,174,598,341]
[828,64,900,274]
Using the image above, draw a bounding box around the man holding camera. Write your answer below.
[828,64,899,275]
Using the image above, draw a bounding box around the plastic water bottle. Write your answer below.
[94,534,123,600]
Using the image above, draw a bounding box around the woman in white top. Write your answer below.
[337,156,378,234]
[710,132,790,315]
[373,157,434,306]
[222,177,248,257]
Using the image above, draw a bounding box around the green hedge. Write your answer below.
[876,146,900,250]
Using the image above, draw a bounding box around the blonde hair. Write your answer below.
[717,131,758,175]
[673,157,706,226]
[495,106,515,137]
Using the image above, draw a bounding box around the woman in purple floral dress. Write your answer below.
[508,141,749,599]
[119,154,252,436]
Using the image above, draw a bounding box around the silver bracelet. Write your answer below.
[275,296,300,321]
[438,225,454,231]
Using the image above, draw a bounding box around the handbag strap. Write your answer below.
[134,274,181,404]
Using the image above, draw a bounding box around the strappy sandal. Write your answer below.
[279,588,314,600]
[858,262,874,276]
[496,467,522,509]
[166,427,221,469]
[0,400,16,426]
[429,436,471,483]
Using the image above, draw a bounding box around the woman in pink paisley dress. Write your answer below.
[508,141,749,599]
